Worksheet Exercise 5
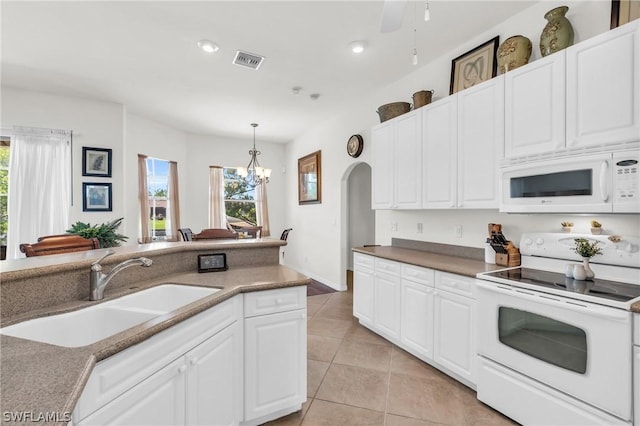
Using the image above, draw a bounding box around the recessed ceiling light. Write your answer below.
[197,39,219,53]
[349,40,367,54]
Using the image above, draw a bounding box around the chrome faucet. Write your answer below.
[90,251,153,300]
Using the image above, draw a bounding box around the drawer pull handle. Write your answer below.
[178,365,187,374]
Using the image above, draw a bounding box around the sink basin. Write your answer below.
[0,284,219,348]
[109,284,220,313]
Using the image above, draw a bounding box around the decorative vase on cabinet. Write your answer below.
[540,6,574,57]
[497,35,532,73]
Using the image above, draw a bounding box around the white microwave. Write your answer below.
[500,150,639,213]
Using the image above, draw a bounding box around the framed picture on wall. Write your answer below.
[82,147,112,177]
[449,36,499,95]
[298,150,321,204]
[83,182,112,212]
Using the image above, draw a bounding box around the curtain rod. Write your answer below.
[12,125,72,137]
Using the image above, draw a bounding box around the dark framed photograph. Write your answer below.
[450,36,500,95]
[298,150,321,204]
[610,0,640,29]
[83,182,112,212]
[82,147,112,177]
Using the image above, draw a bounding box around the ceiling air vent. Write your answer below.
[233,51,265,70]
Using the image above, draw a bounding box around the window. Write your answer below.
[0,139,9,253]
[223,167,257,226]
[147,157,170,240]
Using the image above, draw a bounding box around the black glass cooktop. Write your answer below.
[484,268,640,302]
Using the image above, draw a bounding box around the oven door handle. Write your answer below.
[476,280,631,321]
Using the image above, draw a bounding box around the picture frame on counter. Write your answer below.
[82,147,112,177]
[610,0,640,29]
[83,182,112,212]
[298,150,322,204]
[450,36,499,95]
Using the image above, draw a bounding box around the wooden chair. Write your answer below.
[280,228,292,241]
[19,234,100,257]
[178,228,193,241]
[192,228,238,240]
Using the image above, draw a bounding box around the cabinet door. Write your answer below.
[434,290,476,384]
[634,346,640,426]
[186,321,242,426]
[394,110,422,209]
[77,357,186,426]
[353,267,375,327]
[372,121,395,209]
[244,309,306,422]
[505,52,565,158]
[422,97,458,208]
[457,76,504,208]
[400,279,434,359]
[374,271,401,341]
[566,20,640,149]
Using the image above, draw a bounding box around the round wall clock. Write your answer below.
[347,134,364,158]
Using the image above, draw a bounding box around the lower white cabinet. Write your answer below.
[373,270,401,340]
[353,254,375,327]
[243,287,307,425]
[634,314,639,426]
[400,278,434,359]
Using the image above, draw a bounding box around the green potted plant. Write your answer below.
[572,237,602,279]
[561,221,574,233]
[66,217,128,248]
[590,220,602,235]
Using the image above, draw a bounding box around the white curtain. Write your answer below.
[137,154,151,243]
[7,126,72,259]
[208,166,226,229]
[255,182,271,237]
[167,161,181,241]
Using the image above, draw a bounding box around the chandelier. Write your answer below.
[237,123,271,186]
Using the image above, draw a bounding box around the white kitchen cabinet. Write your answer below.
[243,287,306,425]
[400,264,435,359]
[457,75,504,209]
[422,96,458,209]
[77,357,187,426]
[504,52,566,158]
[186,321,243,426]
[566,20,640,149]
[353,253,375,327]
[634,314,640,426]
[433,272,476,384]
[371,110,422,209]
[371,121,394,209]
[373,258,401,340]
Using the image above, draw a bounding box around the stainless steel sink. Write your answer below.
[0,284,220,347]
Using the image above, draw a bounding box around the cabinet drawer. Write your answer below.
[375,258,400,275]
[75,296,241,420]
[244,286,306,318]
[354,253,374,270]
[401,264,435,286]
[435,272,475,298]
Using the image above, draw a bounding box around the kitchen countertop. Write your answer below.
[0,264,309,425]
[352,245,504,278]
[354,246,640,313]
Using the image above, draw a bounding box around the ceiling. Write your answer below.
[1,1,538,143]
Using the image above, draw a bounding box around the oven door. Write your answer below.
[477,280,632,420]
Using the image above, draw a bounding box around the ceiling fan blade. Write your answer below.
[380,0,408,33]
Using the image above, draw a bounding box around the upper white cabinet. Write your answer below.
[422,96,458,209]
[566,20,640,149]
[372,110,422,209]
[457,75,504,209]
[505,52,566,158]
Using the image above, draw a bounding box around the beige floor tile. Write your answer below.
[323,291,354,307]
[384,414,441,426]
[302,399,385,426]
[307,294,332,304]
[333,339,392,372]
[343,323,393,347]
[314,303,354,321]
[315,364,389,412]
[386,373,467,425]
[263,398,312,426]
[306,302,324,319]
[307,334,342,362]
[307,359,331,398]
[307,317,354,339]
[390,347,452,382]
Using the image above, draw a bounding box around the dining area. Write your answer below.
[178,226,263,242]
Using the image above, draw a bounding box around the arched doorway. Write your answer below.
[340,162,375,290]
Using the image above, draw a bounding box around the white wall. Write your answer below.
[184,133,287,237]
[347,162,375,269]
[284,1,639,289]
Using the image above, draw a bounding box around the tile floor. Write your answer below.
[265,290,519,426]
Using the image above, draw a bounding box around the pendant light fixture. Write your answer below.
[237,123,271,186]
